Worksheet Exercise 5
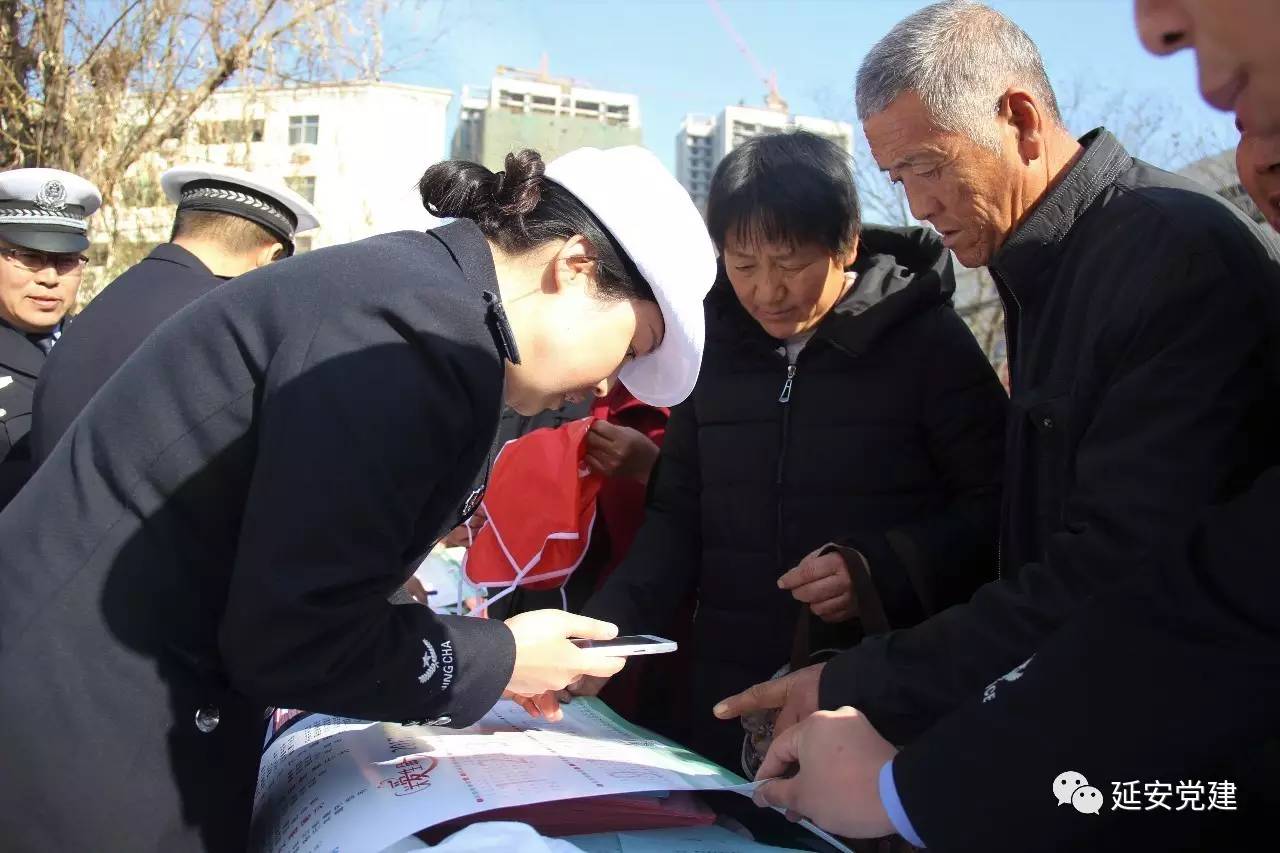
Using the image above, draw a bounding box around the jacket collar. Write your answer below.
[990,128,1133,288]
[426,219,517,363]
[427,220,500,295]
[146,242,215,276]
[0,318,47,378]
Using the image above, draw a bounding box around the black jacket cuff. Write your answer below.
[817,640,874,712]
[409,615,516,728]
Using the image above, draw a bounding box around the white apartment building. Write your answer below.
[103,81,453,260]
[675,115,717,214]
[675,105,855,211]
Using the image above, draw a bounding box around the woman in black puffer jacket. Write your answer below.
[580,131,1008,772]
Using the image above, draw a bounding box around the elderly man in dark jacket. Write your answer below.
[582,131,1008,772]
[722,0,1280,787]
[744,3,1280,850]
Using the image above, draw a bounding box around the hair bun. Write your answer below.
[493,149,545,218]
[417,149,545,235]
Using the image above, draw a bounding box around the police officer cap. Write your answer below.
[545,146,716,408]
[161,164,320,256]
[0,168,103,254]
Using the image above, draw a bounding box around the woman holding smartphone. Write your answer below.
[0,146,714,852]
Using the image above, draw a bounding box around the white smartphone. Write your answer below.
[571,634,678,656]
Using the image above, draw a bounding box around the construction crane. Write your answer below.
[705,0,789,113]
[495,54,585,92]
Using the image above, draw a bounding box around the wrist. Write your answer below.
[879,758,926,847]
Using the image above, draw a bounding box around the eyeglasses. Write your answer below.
[1,247,90,275]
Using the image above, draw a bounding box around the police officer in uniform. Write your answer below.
[32,164,319,462]
[0,167,101,507]
[0,146,714,852]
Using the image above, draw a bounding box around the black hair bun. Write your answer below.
[417,149,545,235]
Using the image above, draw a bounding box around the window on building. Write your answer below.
[288,115,320,145]
[575,100,600,113]
[284,175,316,204]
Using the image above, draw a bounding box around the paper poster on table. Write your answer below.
[249,698,758,853]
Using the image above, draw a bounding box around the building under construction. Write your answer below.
[450,62,642,170]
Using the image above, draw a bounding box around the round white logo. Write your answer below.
[35,179,68,211]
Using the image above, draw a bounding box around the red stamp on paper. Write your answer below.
[378,756,439,796]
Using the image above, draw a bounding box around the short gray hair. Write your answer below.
[856,1,1061,151]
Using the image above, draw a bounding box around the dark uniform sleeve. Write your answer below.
[838,307,1006,628]
[218,315,515,728]
[581,395,701,635]
[889,466,1280,852]
[821,231,1272,741]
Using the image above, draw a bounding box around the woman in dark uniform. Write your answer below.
[0,146,714,852]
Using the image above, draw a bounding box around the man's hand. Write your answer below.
[505,610,627,696]
[777,547,857,623]
[752,707,898,839]
[713,662,825,739]
[585,420,661,483]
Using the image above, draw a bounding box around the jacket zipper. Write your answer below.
[990,267,1019,582]
[778,364,796,403]
[776,361,797,575]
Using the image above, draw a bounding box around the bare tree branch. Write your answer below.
[0,0,430,297]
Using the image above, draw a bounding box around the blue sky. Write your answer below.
[384,0,1235,173]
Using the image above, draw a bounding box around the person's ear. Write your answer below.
[552,234,599,293]
[1004,89,1046,164]
[255,242,287,269]
[838,234,860,270]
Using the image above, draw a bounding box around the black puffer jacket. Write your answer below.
[584,225,1008,768]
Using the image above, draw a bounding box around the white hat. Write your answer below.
[545,146,715,408]
[161,164,320,255]
[0,168,102,253]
